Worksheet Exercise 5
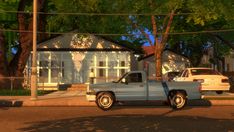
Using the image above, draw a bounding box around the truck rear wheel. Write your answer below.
[96,92,115,111]
[169,92,187,109]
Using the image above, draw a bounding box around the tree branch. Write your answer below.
[210,33,234,49]
[160,10,175,50]
[128,18,154,46]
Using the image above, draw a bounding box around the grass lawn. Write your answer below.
[0,89,55,96]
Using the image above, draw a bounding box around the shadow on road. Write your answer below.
[110,99,212,111]
[18,114,234,132]
[0,100,23,110]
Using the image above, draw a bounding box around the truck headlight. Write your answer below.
[86,89,96,95]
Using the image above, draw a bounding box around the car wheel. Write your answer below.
[216,91,223,94]
[169,92,187,110]
[96,92,115,111]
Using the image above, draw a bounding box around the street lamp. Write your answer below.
[30,0,37,100]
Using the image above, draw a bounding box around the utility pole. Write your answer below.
[31,0,38,100]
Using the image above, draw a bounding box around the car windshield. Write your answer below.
[191,69,221,75]
[177,70,184,77]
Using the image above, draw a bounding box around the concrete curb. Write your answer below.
[1,96,234,107]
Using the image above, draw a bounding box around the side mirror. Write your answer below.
[121,78,128,84]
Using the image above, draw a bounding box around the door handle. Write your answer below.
[139,85,144,87]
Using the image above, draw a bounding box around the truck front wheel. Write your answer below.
[96,92,115,111]
[169,92,187,109]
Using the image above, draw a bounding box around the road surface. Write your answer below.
[0,106,234,132]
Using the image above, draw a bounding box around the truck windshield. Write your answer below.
[116,73,128,83]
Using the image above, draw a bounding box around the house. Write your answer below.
[200,46,232,73]
[138,46,191,79]
[24,33,139,90]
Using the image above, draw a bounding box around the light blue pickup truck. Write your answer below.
[86,71,201,110]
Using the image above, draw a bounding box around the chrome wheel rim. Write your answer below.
[173,94,185,108]
[99,95,113,108]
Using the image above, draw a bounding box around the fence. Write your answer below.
[0,77,28,90]
[0,76,60,91]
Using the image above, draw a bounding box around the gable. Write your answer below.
[140,50,190,63]
[37,33,129,51]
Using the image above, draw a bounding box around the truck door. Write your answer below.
[115,72,147,101]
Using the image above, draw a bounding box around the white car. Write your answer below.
[174,68,230,94]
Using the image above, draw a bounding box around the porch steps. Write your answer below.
[66,84,87,91]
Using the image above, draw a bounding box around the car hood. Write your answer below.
[90,82,116,89]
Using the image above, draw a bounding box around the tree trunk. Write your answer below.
[155,44,162,80]
[0,30,10,89]
[38,0,49,42]
[153,11,174,81]
[7,0,46,89]
[9,0,46,77]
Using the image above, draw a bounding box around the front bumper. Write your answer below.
[86,92,96,102]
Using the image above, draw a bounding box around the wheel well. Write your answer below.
[169,90,187,97]
[96,91,116,100]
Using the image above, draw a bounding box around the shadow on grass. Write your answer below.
[18,114,234,132]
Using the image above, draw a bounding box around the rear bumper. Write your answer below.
[201,84,230,91]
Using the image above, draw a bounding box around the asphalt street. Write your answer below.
[0,106,234,132]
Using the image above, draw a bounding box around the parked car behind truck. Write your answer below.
[86,71,201,111]
[174,67,230,94]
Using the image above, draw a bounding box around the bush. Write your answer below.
[0,89,54,96]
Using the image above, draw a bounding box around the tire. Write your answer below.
[216,91,223,94]
[96,92,115,111]
[169,92,187,110]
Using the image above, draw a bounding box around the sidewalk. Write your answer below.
[1,91,234,107]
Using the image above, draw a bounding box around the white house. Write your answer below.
[25,33,138,89]
[138,46,191,79]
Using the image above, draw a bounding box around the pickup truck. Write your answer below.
[86,71,201,111]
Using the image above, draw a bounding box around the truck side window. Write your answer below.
[126,73,142,83]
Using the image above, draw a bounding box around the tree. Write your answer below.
[0,0,234,89]
[124,0,234,80]
[0,0,46,88]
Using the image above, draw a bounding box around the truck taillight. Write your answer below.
[222,79,229,83]
[193,79,204,83]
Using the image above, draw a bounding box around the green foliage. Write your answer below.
[0,0,19,59]
[0,89,54,96]
[0,0,234,68]
[186,0,234,26]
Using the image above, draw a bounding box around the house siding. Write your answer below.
[25,33,136,89]
[138,50,191,79]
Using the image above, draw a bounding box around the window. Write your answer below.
[61,62,65,78]
[120,61,125,76]
[227,64,230,72]
[39,61,49,82]
[99,61,106,77]
[126,73,142,83]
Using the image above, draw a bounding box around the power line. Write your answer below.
[0,29,234,36]
[0,10,198,16]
